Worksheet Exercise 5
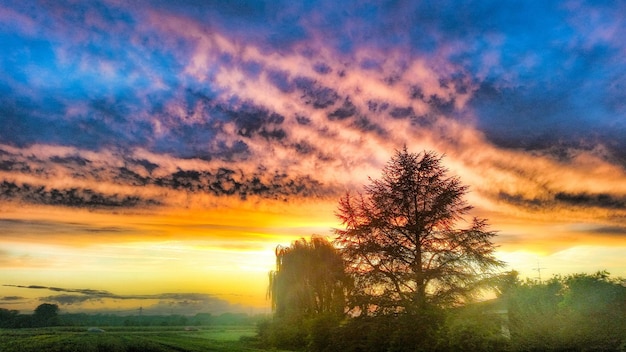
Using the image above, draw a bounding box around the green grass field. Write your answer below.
[0,326,274,352]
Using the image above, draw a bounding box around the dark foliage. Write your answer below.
[0,304,60,328]
[335,148,503,315]
[33,303,60,327]
[0,310,262,329]
[325,311,445,352]
[269,237,350,319]
[263,236,350,350]
[507,271,626,351]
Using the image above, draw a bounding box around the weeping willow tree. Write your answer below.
[268,236,350,319]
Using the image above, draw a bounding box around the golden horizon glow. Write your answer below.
[3,192,625,314]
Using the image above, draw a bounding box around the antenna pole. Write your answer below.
[533,261,547,283]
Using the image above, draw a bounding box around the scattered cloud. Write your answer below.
[5,284,247,315]
[0,295,26,302]
[0,219,140,239]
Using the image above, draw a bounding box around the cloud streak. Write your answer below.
[4,284,246,315]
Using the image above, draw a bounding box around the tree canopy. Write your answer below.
[265,236,350,350]
[32,303,60,327]
[335,148,504,315]
[268,236,350,319]
[507,271,626,351]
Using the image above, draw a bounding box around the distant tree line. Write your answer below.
[0,304,264,329]
[0,303,59,328]
[258,149,626,352]
[61,311,261,327]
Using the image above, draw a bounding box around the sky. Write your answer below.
[1,0,625,315]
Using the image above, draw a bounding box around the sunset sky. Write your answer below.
[1,1,625,315]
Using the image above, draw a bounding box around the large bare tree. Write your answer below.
[335,148,503,315]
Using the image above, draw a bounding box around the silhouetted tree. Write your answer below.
[335,148,504,316]
[269,236,350,319]
[0,308,19,328]
[265,236,350,350]
[33,303,59,326]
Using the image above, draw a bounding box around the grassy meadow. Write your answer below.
[0,325,273,352]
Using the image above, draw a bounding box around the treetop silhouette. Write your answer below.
[335,147,504,315]
[268,236,349,319]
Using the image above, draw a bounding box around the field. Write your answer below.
[0,325,275,352]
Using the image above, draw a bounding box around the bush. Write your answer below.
[328,316,391,352]
[442,314,510,352]
[257,316,308,350]
[307,314,341,352]
[323,312,444,352]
